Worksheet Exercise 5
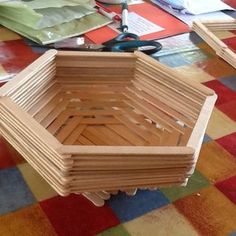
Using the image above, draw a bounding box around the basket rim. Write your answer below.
[0,50,217,158]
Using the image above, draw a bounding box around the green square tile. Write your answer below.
[160,170,210,202]
[98,225,130,236]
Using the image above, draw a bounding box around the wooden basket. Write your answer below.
[192,19,236,68]
[0,50,217,200]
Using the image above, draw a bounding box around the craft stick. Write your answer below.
[55,117,82,143]
[57,144,194,155]
[113,114,161,145]
[56,67,134,78]
[56,50,135,58]
[132,77,199,120]
[86,125,131,146]
[106,124,148,146]
[21,81,58,111]
[124,88,186,133]
[128,85,194,128]
[134,51,215,96]
[0,109,70,170]
[82,128,109,145]
[82,192,105,207]
[0,127,69,196]
[27,84,61,116]
[47,110,70,135]
[77,135,95,145]
[79,117,120,125]
[0,120,70,186]
[33,92,66,122]
[135,66,205,106]
[56,56,136,68]
[95,191,111,200]
[0,97,62,150]
[63,125,87,145]
[117,110,165,138]
[193,20,236,69]
[187,94,217,163]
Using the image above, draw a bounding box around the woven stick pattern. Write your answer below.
[0,50,217,206]
[192,20,236,68]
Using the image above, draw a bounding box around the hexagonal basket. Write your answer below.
[0,50,217,197]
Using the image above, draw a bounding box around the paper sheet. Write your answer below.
[185,0,234,15]
[152,0,234,26]
[155,0,234,15]
[110,12,164,36]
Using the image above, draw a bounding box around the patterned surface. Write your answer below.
[0,26,236,236]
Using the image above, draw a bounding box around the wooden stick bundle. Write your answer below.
[192,20,236,68]
[0,50,216,206]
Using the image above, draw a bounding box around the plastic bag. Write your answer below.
[0,0,96,29]
[0,12,111,44]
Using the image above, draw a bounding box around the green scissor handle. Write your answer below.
[111,40,162,55]
[103,32,162,55]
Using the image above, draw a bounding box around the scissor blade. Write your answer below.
[53,44,104,51]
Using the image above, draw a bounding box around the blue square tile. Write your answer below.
[203,134,212,143]
[219,75,236,92]
[157,54,189,67]
[108,189,169,222]
[189,32,205,44]
[0,167,36,215]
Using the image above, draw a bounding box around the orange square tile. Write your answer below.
[196,57,236,78]
[175,64,215,83]
[197,42,216,56]
[174,186,236,236]
[197,141,236,183]
[0,27,21,41]
[123,205,199,236]
[206,108,236,139]
[0,204,57,236]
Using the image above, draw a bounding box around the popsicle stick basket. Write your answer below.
[192,19,236,68]
[0,50,217,206]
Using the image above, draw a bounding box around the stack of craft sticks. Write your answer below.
[192,19,236,68]
[0,50,217,206]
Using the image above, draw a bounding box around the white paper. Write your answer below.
[127,0,144,5]
[184,0,233,15]
[155,0,234,15]
[126,12,164,36]
[151,0,234,26]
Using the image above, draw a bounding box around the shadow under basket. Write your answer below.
[0,50,217,198]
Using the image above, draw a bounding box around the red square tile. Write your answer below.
[40,194,120,236]
[218,99,236,121]
[0,137,16,169]
[222,36,236,52]
[0,204,57,236]
[204,80,236,106]
[224,0,236,8]
[215,175,236,204]
[0,39,39,74]
[4,141,26,165]
[217,132,236,158]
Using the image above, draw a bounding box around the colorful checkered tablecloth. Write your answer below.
[0,26,236,236]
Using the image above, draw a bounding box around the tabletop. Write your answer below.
[0,24,236,236]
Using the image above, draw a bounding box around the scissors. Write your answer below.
[30,32,162,55]
[101,32,162,55]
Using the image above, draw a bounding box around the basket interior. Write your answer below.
[10,52,207,147]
